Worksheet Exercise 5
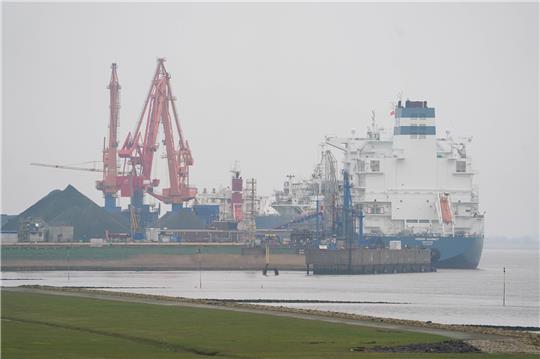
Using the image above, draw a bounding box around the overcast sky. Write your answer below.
[2,2,538,237]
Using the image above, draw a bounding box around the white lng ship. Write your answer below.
[326,100,484,268]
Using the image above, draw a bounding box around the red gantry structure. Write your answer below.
[33,59,197,235]
[117,58,197,214]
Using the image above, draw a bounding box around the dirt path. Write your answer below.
[3,286,539,354]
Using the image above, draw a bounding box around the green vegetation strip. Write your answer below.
[3,316,223,357]
[16,285,540,346]
[1,289,537,359]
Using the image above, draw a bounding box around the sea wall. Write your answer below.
[0,244,305,271]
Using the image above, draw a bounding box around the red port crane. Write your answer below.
[96,63,121,211]
[117,58,196,209]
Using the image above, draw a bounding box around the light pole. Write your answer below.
[502,267,506,307]
[67,242,71,281]
[198,247,202,289]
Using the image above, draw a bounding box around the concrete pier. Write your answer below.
[305,248,434,274]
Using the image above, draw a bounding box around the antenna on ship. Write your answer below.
[231,160,241,178]
[368,110,380,140]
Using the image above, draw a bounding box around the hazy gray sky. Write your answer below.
[2,2,538,237]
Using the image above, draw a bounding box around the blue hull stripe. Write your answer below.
[364,235,484,269]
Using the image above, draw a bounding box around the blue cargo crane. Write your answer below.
[342,170,353,243]
[341,170,364,248]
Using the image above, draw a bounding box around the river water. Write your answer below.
[2,248,538,327]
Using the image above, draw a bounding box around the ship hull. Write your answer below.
[364,235,484,269]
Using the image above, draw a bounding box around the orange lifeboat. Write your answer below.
[440,194,453,224]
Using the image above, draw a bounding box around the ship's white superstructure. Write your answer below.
[271,176,321,216]
[196,187,232,220]
[326,100,484,238]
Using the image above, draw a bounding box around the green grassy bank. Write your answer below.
[0,290,534,359]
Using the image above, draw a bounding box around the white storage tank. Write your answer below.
[90,238,104,247]
[145,228,160,242]
[1,231,18,244]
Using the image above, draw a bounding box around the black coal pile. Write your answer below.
[2,185,129,240]
[1,214,16,227]
[155,210,206,230]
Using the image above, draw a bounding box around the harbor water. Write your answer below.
[2,248,538,327]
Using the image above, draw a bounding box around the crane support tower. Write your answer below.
[118,58,197,215]
[96,63,121,212]
[231,164,243,221]
[243,178,257,244]
[339,170,364,248]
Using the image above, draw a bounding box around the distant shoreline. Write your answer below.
[483,237,539,250]
[483,245,540,250]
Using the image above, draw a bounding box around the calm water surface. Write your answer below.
[3,249,539,327]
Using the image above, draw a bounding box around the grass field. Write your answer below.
[1,290,536,359]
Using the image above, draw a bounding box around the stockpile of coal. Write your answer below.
[155,209,206,230]
[2,185,129,240]
[1,214,16,227]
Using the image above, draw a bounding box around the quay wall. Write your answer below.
[305,248,434,274]
[1,244,305,271]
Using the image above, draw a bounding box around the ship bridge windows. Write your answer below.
[366,206,384,214]
[419,124,426,139]
[396,124,435,138]
[410,124,418,139]
[409,124,427,139]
